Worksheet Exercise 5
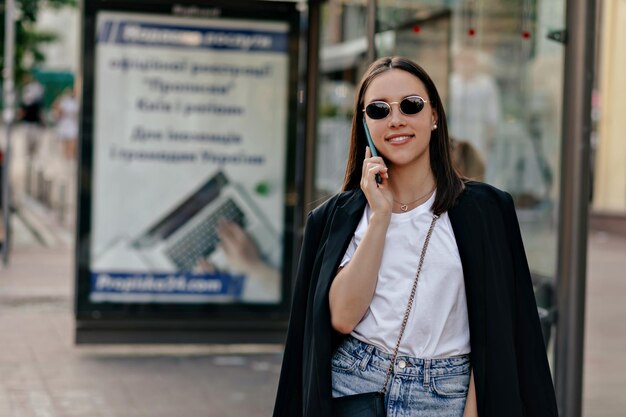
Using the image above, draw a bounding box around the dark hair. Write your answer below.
[341,56,464,215]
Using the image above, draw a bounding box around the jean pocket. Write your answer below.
[431,372,470,398]
[331,348,359,373]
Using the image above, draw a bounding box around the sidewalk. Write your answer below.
[0,245,283,417]
[582,231,626,417]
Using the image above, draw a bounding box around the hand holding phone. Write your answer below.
[362,117,383,185]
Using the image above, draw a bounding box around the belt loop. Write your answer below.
[423,359,431,388]
[359,344,375,371]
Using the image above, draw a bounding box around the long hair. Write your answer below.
[341,56,464,215]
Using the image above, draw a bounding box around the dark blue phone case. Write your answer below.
[362,117,378,156]
[361,118,382,184]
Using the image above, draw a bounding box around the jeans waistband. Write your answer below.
[339,335,470,375]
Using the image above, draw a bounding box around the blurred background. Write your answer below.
[1,0,624,416]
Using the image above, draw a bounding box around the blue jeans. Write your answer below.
[331,336,470,417]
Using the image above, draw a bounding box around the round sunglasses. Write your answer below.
[363,95,430,120]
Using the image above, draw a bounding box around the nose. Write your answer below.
[387,103,406,128]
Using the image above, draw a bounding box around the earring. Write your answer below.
[432,123,438,130]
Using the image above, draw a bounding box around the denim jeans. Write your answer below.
[331,336,470,417]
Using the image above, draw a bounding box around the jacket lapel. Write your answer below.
[315,190,367,309]
[309,190,367,417]
[449,186,487,416]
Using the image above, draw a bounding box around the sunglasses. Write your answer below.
[363,95,430,120]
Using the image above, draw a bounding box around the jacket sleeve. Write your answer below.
[273,211,323,417]
[503,193,559,416]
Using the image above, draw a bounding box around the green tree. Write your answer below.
[1,0,77,86]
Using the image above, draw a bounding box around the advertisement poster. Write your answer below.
[89,11,289,305]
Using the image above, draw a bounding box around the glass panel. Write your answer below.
[315,2,367,200]
[316,0,565,363]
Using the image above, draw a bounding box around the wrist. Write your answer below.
[369,211,391,226]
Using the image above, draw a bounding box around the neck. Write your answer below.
[387,164,436,204]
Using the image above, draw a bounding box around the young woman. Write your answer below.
[273,57,557,417]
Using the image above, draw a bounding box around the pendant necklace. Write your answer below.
[393,185,436,212]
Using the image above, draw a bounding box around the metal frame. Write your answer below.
[75,0,305,343]
[555,0,597,415]
[366,0,377,62]
[303,0,320,210]
[1,0,16,266]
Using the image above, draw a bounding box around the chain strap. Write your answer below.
[380,214,439,394]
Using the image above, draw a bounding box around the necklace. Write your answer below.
[393,185,436,212]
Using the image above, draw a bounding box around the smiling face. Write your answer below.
[362,69,437,171]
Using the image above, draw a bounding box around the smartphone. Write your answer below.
[362,117,382,184]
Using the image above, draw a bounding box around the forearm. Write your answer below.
[329,212,389,334]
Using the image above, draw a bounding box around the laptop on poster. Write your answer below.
[130,170,280,273]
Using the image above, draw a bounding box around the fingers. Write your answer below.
[217,220,240,256]
[360,147,391,214]
[366,165,388,186]
[361,153,388,188]
[218,220,246,243]
[195,258,215,273]
[362,148,385,172]
[217,219,260,262]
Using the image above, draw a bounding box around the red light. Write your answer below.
[468,28,476,36]
[522,31,531,39]
[412,25,421,33]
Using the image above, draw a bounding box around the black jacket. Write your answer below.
[273,182,558,417]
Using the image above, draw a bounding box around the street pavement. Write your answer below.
[1,126,625,416]
[0,236,283,417]
[582,231,626,417]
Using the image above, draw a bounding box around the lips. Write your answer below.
[385,134,414,144]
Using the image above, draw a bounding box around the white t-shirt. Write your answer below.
[340,193,471,358]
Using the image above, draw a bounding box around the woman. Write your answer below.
[273,57,557,417]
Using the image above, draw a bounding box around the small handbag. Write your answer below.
[331,215,439,417]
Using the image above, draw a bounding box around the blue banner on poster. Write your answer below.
[90,272,244,303]
[97,20,288,53]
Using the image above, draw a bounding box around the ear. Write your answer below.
[430,111,439,132]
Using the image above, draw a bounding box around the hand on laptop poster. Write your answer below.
[195,219,280,303]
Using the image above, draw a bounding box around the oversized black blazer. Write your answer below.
[273,182,558,417]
